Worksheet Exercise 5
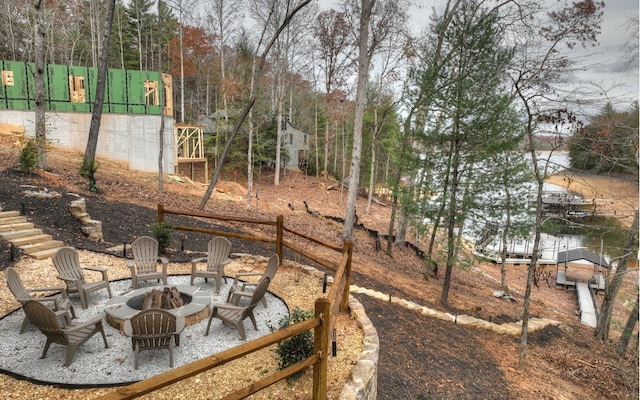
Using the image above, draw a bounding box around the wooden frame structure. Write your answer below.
[174,124,208,183]
[555,247,610,291]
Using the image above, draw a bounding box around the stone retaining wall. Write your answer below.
[296,264,379,400]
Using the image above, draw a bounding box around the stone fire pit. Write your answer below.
[104,284,211,330]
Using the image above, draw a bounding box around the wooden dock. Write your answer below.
[535,190,614,220]
[576,282,597,328]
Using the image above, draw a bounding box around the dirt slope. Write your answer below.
[0,133,637,399]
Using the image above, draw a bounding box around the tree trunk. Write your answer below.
[33,0,47,170]
[340,121,346,205]
[275,100,283,185]
[333,120,338,176]
[395,208,408,245]
[178,2,185,122]
[246,111,254,210]
[323,123,329,180]
[246,59,257,210]
[385,191,398,256]
[616,294,639,356]
[314,96,319,178]
[440,143,460,306]
[82,0,116,192]
[500,184,513,291]
[519,126,545,369]
[366,108,378,214]
[88,0,98,66]
[157,1,165,193]
[117,6,125,69]
[158,88,165,193]
[595,210,639,340]
[366,138,375,214]
[425,144,453,276]
[342,0,375,240]
[386,123,413,258]
[499,229,509,291]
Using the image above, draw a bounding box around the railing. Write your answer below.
[97,204,352,400]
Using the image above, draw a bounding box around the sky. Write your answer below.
[316,0,639,114]
[565,0,639,112]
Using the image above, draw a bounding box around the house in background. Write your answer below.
[281,117,309,171]
[197,112,310,171]
[0,60,175,174]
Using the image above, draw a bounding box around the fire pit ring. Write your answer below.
[104,284,211,330]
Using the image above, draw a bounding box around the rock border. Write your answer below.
[295,264,379,400]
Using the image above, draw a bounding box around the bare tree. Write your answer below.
[622,15,639,69]
[616,290,639,356]
[342,0,374,240]
[206,0,244,117]
[162,0,198,122]
[595,211,639,341]
[343,0,410,240]
[81,0,117,192]
[250,0,315,185]
[365,102,395,214]
[198,0,313,209]
[0,1,27,61]
[363,0,408,214]
[88,0,103,67]
[508,0,605,368]
[313,9,354,180]
[203,0,249,203]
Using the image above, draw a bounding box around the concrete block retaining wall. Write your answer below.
[0,110,175,174]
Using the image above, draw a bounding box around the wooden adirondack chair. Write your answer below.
[5,267,76,333]
[190,237,232,293]
[128,236,169,289]
[52,247,112,309]
[227,254,279,308]
[22,300,109,367]
[204,277,270,340]
[123,308,185,369]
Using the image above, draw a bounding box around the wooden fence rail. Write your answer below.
[96,204,353,399]
[283,225,343,252]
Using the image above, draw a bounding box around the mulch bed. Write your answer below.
[1,166,637,400]
[0,167,515,399]
[0,168,283,265]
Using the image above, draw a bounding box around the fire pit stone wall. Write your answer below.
[104,284,211,330]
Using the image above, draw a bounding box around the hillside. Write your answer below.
[0,132,637,399]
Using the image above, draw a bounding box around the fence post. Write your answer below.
[276,215,284,263]
[157,204,164,223]
[312,298,330,400]
[340,240,353,313]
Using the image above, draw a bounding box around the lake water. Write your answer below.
[466,151,624,263]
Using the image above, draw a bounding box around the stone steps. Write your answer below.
[0,211,64,260]
[20,239,65,255]
[10,233,54,246]
[0,211,20,219]
[0,228,44,240]
[0,222,35,232]
[0,216,29,225]
[28,247,65,260]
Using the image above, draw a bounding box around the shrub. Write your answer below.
[267,307,314,380]
[78,159,99,176]
[18,139,38,173]
[151,221,173,254]
[78,159,100,192]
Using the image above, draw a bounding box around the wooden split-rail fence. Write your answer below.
[97,204,352,400]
